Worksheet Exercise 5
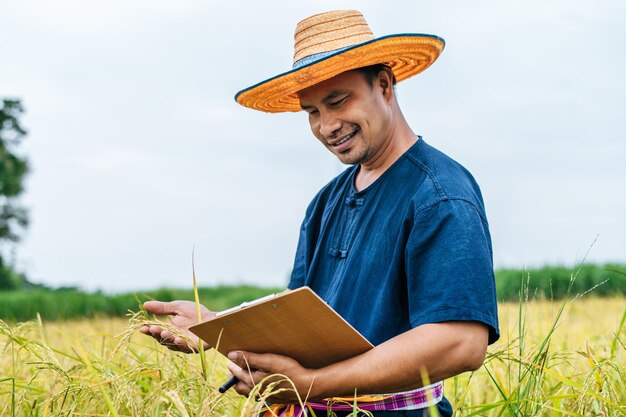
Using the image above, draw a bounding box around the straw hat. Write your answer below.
[235,10,445,113]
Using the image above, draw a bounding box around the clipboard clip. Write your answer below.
[215,293,278,317]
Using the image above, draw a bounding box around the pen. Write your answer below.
[218,375,238,393]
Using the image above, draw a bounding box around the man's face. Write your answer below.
[298,69,392,166]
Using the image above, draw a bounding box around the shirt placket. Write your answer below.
[330,194,364,259]
[325,193,365,303]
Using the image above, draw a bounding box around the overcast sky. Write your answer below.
[1,0,624,292]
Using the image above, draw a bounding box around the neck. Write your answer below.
[354,112,418,192]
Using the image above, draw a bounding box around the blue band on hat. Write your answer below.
[235,34,446,108]
[292,45,353,69]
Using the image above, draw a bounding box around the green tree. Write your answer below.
[0,99,29,290]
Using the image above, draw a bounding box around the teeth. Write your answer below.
[334,132,355,146]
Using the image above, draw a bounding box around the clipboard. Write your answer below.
[189,286,373,368]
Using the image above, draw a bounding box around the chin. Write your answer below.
[340,149,369,165]
[338,157,363,166]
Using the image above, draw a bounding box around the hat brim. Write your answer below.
[235,33,445,113]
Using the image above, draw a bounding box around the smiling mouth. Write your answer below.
[330,127,359,148]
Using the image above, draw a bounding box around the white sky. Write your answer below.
[1,0,624,292]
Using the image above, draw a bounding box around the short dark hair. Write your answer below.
[355,64,397,87]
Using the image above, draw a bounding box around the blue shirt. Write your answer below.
[288,139,499,415]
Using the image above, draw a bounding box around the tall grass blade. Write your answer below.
[610,307,626,360]
[484,364,519,417]
[191,249,208,382]
[0,377,16,417]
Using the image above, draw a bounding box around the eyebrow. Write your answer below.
[300,89,350,111]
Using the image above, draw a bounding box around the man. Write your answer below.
[141,10,499,417]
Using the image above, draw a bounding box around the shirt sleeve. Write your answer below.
[405,198,500,344]
[288,219,307,290]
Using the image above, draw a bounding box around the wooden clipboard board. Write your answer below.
[189,286,373,369]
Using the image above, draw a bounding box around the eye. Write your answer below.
[330,96,347,108]
[307,109,319,117]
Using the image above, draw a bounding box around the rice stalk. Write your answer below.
[2,291,625,416]
[191,250,208,382]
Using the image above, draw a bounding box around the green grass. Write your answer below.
[0,286,281,322]
[0,263,624,322]
[495,263,625,301]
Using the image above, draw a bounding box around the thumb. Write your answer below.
[143,300,181,316]
[229,350,278,372]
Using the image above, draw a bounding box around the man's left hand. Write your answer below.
[226,351,317,403]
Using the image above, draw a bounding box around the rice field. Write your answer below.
[1,295,625,416]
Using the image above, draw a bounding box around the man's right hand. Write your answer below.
[140,300,215,353]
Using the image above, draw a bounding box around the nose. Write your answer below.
[318,111,342,139]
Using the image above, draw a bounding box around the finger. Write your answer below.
[160,329,174,341]
[228,351,260,369]
[147,326,171,344]
[228,351,277,372]
[147,325,164,336]
[234,380,252,396]
[143,324,193,353]
[161,334,189,351]
[143,301,182,316]
[227,362,254,386]
[147,326,174,345]
[173,336,196,353]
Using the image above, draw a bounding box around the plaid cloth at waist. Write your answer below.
[257,381,443,417]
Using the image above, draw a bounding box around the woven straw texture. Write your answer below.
[293,10,374,64]
[236,11,444,113]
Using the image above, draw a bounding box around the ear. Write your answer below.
[377,68,395,102]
